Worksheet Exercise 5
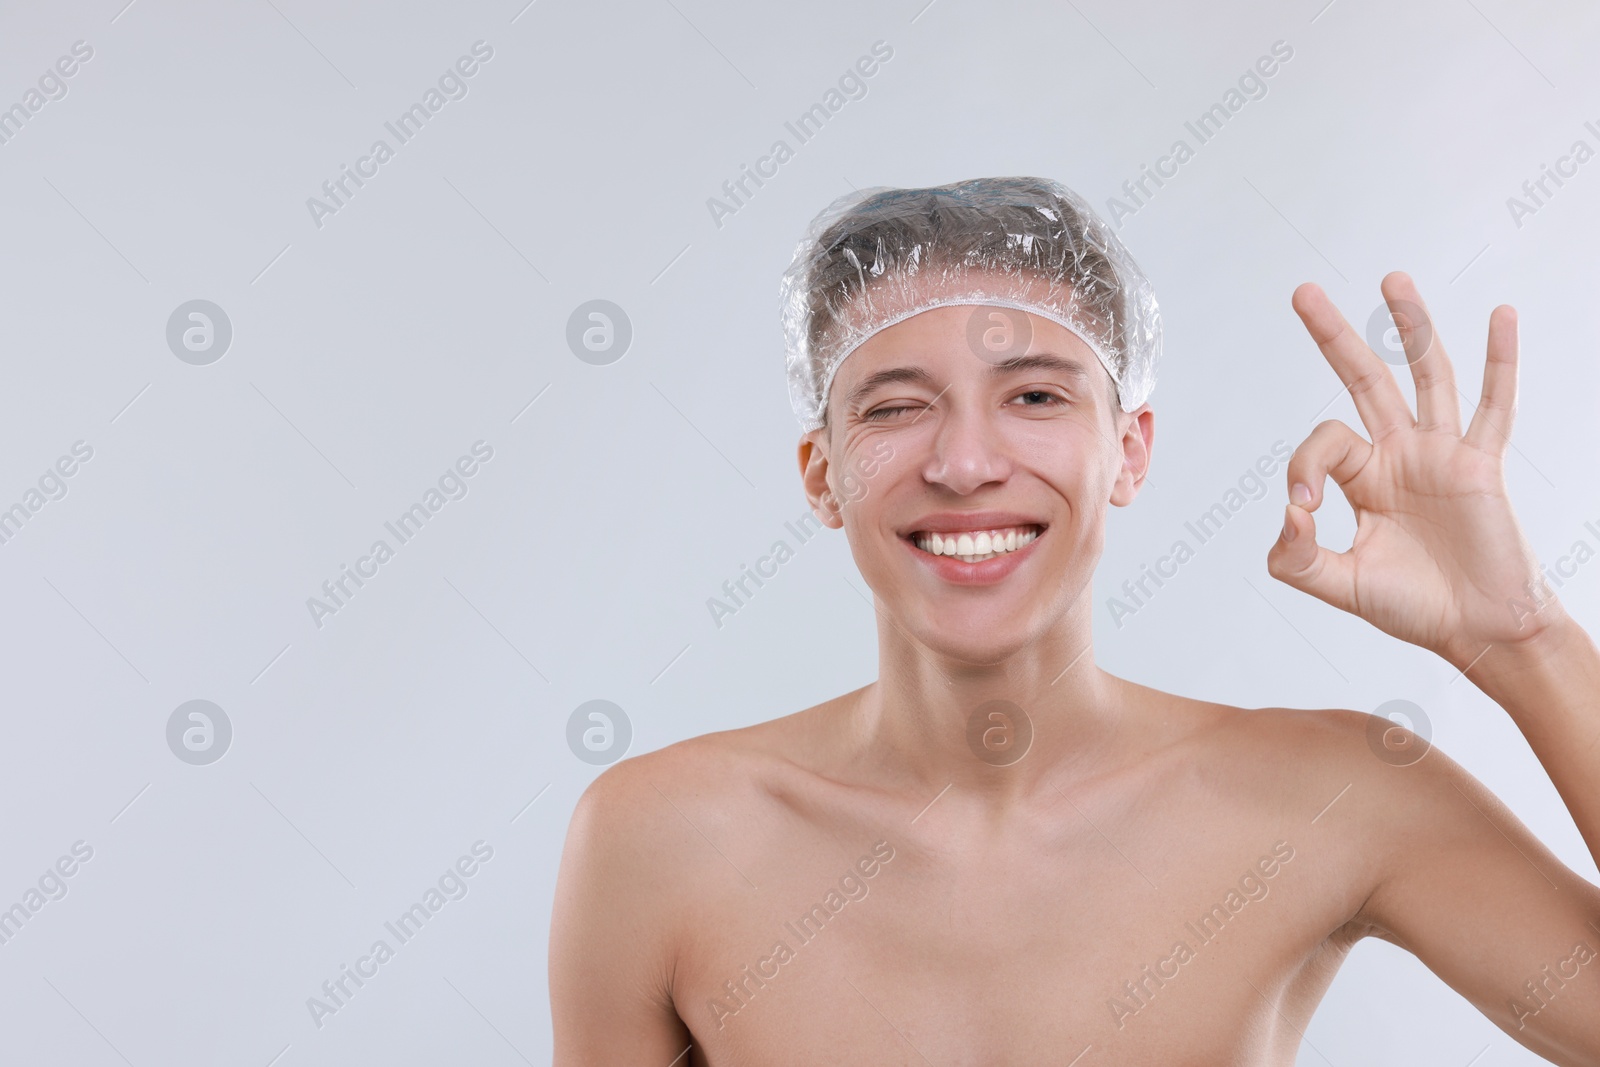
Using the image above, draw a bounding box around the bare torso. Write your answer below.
[641,681,1387,1066]
[552,268,1600,1067]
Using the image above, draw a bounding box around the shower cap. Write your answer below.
[778,175,1161,432]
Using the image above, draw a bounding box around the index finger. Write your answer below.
[1292,282,1414,440]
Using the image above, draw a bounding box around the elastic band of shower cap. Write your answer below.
[810,294,1124,437]
[778,176,1162,433]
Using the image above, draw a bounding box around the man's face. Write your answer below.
[799,304,1153,665]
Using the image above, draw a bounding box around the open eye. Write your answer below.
[1010,389,1067,408]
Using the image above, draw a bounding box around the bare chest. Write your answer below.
[670,808,1352,1066]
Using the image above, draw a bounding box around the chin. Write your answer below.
[912,622,1038,668]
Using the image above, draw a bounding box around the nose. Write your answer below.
[921,395,1011,495]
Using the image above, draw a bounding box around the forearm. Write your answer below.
[1461,612,1600,874]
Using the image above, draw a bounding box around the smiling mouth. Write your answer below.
[907,524,1045,564]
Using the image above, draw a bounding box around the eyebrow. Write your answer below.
[844,353,1093,409]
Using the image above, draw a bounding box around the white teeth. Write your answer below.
[910,526,1040,562]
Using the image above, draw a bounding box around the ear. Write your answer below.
[1109,404,1154,507]
[797,428,845,530]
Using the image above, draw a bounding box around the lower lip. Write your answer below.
[902,531,1045,586]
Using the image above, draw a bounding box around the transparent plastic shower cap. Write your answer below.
[778,176,1161,432]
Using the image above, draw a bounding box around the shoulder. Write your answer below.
[550,722,814,1058]
[1131,694,1441,830]
[574,711,809,811]
[553,710,830,952]
[1189,700,1476,822]
[1189,698,1437,784]
[1182,700,1502,901]
[550,726,779,990]
[561,709,822,875]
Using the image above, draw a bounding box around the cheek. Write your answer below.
[834,482,877,539]
[1030,437,1107,492]
[1082,436,1126,496]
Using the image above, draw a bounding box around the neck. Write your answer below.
[848,596,1126,812]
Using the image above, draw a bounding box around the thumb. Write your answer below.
[1267,502,1358,614]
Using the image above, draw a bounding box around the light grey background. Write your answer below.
[1,0,1596,1063]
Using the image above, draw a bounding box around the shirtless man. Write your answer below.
[549,177,1600,1065]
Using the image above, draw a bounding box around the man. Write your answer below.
[549,177,1600,1065]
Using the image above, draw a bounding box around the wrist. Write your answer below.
[1456,611,1593,713]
